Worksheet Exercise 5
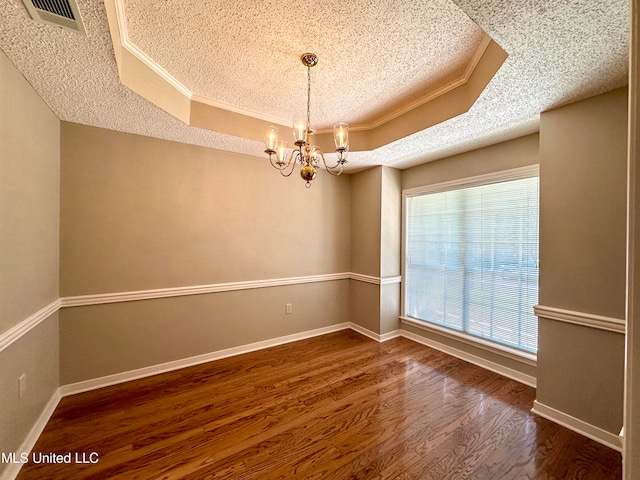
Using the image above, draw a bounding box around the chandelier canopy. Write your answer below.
[264,53,349,188]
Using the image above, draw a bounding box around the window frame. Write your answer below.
[400,165,539,363]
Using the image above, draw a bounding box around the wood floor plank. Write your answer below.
[16,330,622,479]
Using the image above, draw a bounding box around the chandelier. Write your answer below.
[264,53,349,188]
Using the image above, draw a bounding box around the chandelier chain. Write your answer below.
[307,65,311,136]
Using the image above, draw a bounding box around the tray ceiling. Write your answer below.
[120,0,487,130]
[0,0,629,171]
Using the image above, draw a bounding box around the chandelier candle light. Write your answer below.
[264,53,349,188]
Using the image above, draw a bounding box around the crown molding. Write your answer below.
[104,0,506,151]
[317,34,493,133]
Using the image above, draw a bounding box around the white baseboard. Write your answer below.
[60,323,351,396]
[1,390,61,480]
[380,329,402,342]
[348,323,401,342]
[61,323,404,397]
[347,323,380,341]
[531,400,622,452]
[60,322,528,399]
[400,329,537,388]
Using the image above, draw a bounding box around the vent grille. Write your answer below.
[22,0,84,33]
[31,0,75,20]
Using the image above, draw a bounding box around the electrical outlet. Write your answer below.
[285,303,293,314]
[18,374,26,399]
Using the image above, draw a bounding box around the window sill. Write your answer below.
[399,316,537,366]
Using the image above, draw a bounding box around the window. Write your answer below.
[403,166,539,354]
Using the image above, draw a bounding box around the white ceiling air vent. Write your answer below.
[22,0,85,34]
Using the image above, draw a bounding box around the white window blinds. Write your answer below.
[404,173,539,353]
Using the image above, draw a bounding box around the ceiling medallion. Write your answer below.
[264,53,348,188]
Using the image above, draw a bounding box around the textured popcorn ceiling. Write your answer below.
[0,0,629,172]
[122,0,485,128]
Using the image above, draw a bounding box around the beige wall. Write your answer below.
[380,167,402,334]
[537,87,627,434]
[537,321,624,432]
[381,167,402,279]
[349,166,402,334]
[402,133,540,191]
[349,167,382,333]
[400,134,540,378]
[0,52,60,333]
[59,123,351,382]
[0,314,59,460]
[538,88,628,318]
[349,281,381,333]
[60,123,350,295]
[380,283,401,335]
[350,167,382,278]
[0,49,60,472]
[61,282,349,384]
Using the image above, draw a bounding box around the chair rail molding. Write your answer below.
[0,272,399,352]
[533,305,625,334]
[0,299,61,353]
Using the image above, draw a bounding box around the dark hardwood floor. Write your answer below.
[17,330,621,479]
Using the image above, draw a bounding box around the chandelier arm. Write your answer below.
[268,155,287,171]
[268,149,297,171]
[279,151,301,177]
[317,151,345,176]
[325,164,344,176]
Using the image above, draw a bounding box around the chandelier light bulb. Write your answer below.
[333,123,349,151]
[276,141,288,165]
[293,116,308,146]
[264,126,279,154]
